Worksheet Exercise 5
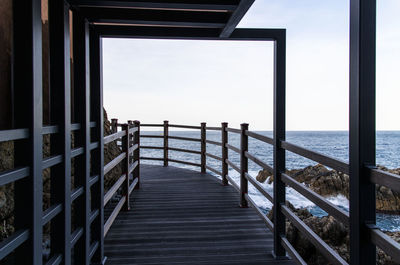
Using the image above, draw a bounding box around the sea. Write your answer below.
[140,130,400,232]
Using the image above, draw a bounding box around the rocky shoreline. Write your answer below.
[257,164,400,265]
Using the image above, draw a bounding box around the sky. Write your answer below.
[102,0,400,131]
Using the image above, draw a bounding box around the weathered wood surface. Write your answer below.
[104,164,296,265]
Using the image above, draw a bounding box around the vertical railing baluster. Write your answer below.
[111,118,118,133]
[201,122,206,173]
[133,120,140,189]
[163,120,169,167]
[122,124,130,211]
[221,122,228,185]
[240,123,249,207]
[273,31,287,258]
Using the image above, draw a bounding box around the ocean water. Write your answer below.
[140,130,400,231]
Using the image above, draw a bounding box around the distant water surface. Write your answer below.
[140,130,400,231]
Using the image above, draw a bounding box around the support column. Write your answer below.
[273,31,287,258]
[221,122,228,185]
[133,120,140,189]
[201,122,206,173]
[240,123,248,207]
[349,0,376,264]
[163,120,169,167]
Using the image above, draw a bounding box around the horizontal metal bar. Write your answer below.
[129,127,138,134]
[0,229,30,260]
[45,254,62,265]
[168,147,201,155]
[90,141,99,150]
[129,144,139,155]
[140,145,163,150]
[205,139,222,146]
[129,161,139,175]
[140,135,164,138]
[104,174,126,205]
[42,155,63,170]
[281,141,349,174]
[71,187,84,202]
[226,159,240,173]
[89,175,99,187]
[104,152,126,175]
[0,128,29,142]
[226,175,239,192]
[129,177,139,195]
[90,121,97,128]
[245,194,274,231]
[369,225,400,264]
[205,152,222,161]
[140,156,164,161]
[89,209,99,224]
[0,167,30,186]
[104,130,127,144]
[169,135,201,142]
[140,124,163,127]
[226,127,241,134]
[168,158,201,167]
[71,123,81,131]
[245,131,273,145]
[205,165,222,176]
[89,241,99,259]
[369,167,400,193]
[42,125,59,135]
[104,196,126,237]
[70,227,83,247]
[42,203,63,225]
[280,236,307,265]
[71,147,84,158]
[281,205,348,265]
[245,152,273,172]
[169,124,201,129]
[206,126,221,131]
[281,173,349,224]
[226,143,240,153]
[245,172,273,203]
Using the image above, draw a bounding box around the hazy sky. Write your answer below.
[103,0,400,131]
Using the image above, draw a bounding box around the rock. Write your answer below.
[259,164,400,214]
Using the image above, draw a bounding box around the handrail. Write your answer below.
[206,126,221,131]
[168,135,201,142]
[140,135,163,138]
[281,140,349,174]
[245,194,274,231]
[169,124,201,129]
[226,175,239,192]
[140,123,163,127]
[205,139,222,146]
[0,128,29,142]
[245,172,273,203]
[104,153,126,175]
[104,130,126,145]
[169,147,201,155]
[369,225,400,264]
[226,143,240,153]
[245,130,273,145]
[168,159,201,167]
[104,174,126,206]
[369,167,400,193]
[205,165,222,176]
[205,152,222,161]
[225,159,240,173]
[226,127,241,134]
[141,145,163,150]
[245,152,273,173]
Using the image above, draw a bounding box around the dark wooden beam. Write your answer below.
[219,0,254,38]
[79,7,229,27]
[69,0,237,12]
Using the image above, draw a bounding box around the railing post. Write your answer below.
[122,124,130,211]
[221,122,228,185]
[163,120,169,167]
[133,120,140,189]
[349,0,376,264]
[111,118,118,133]
[128,120,133,164]
[273,31,287,258]
[201,122,206,173]
[240,123,249,207]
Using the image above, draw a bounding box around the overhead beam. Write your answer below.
[219,0,254,38]
[70,0,237,12]
[79,7,229,27]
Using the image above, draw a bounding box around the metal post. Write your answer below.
[163,120,169,167]
[201,122,206,173]
[12,0,43,263]
[273,31,287,258]
[89,27,105,265]
[349,0,376,264]
[49,0,72,263]
[122,124,130,211]
[128,120,133,164]
[221,122,228,185]
[240,123,249,207]
[111,118,118,133]
[133,120,140,189]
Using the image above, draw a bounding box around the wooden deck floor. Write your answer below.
[104,164,296,265]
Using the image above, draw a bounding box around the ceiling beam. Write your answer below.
[219,0,254,38]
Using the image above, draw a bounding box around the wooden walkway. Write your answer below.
[104,164,296,265]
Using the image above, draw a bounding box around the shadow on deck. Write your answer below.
[104,164,296,265]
